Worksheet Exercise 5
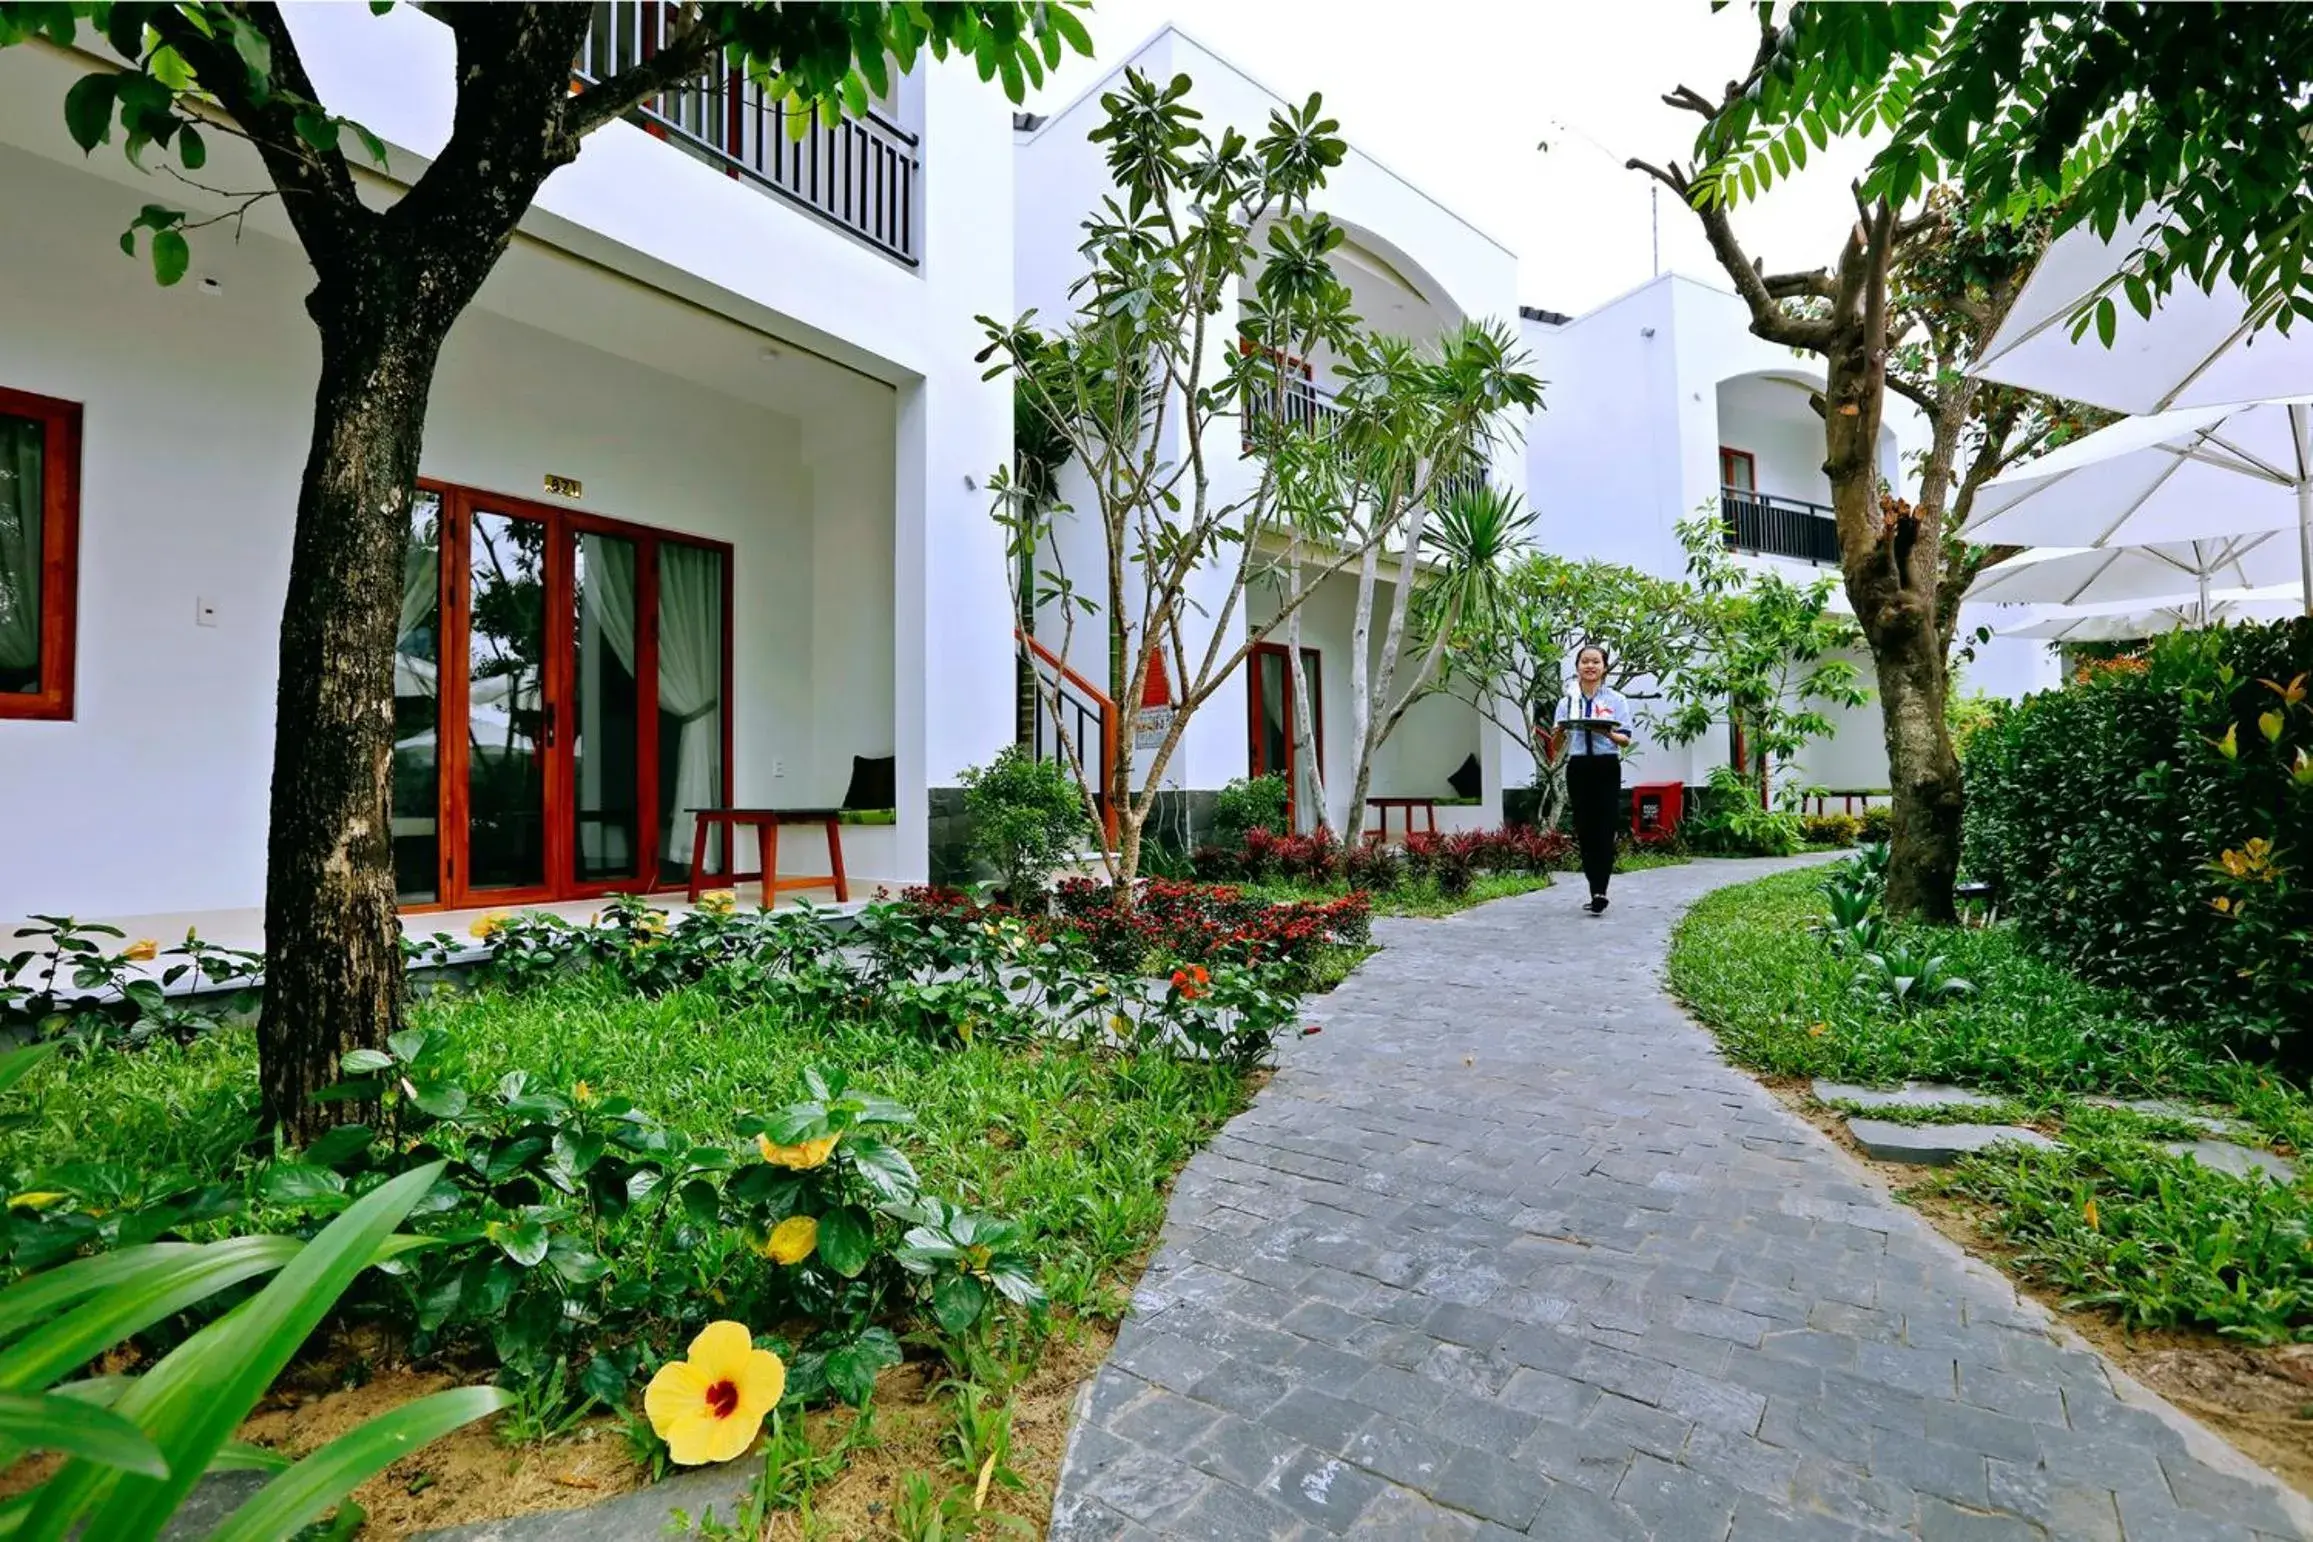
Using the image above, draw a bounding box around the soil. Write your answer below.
[1772,1077,2313,1497]
[1,1319,1116,1539]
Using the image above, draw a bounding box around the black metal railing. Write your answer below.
[1428,466,1485,511]
[1015,631,1116,847]
[1241,377,1344,451]
[1722,488,1841,565]
[576,2,921,266]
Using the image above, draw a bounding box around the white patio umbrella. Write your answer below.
[1973,208,2313,415]
[1961,398,2313,612]
[1966,536,2299,617]
[2000,594,2301,642]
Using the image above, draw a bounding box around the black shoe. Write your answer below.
[1585,893,1607,916]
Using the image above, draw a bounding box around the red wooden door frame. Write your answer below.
[408,479,734,913]
[1246,641,1323,827]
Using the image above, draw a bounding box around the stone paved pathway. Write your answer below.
[1049,858,2313,1541]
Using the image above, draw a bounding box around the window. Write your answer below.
[0,386,80,721]
[1719,446,1756,494]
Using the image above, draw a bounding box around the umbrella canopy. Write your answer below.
[1966,537,2298,609]
[2000,595,2301,641]
[1961,397,2313,611]
[1973,209,2313,415]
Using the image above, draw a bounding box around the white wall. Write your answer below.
[0,144,913,915]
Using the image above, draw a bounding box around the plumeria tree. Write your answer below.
[1660,521,1867,808]
[0,1,1090,1135]
[1443,534,1705,829]
[984,69,1539,884]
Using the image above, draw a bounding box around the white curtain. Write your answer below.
[657,543,725,868]
[0,416,43,682]
[578,535,639,872]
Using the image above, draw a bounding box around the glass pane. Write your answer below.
[392,492,443,903]
[573,532,641,883]
[0,412,45,696]
[1255,652,1289,780]
[657,543,726,882]
[465,508,548,891]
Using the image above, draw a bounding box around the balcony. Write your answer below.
[1722,488,1841,566]
[576,2,922,266]
[1241,376,1345,451]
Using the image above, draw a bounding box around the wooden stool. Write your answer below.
[1365,797,1440,846]
[686,808,850,905]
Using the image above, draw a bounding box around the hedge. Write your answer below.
[1963,618,2313,1057]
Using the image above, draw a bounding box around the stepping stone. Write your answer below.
[2083,1095,2250,1138]
[1845,1118,2055,1166]
[1812,1079,2007,1112]
[2164,1139,2299,1184]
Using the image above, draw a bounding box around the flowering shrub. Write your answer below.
[1802,812,1861,847]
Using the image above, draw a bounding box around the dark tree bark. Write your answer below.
[148,3,720,1134]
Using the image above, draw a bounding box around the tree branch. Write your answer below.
[1630,156,1839,351]
[564,6,722,138]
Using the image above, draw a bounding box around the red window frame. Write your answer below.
[1719,446,1756,493]
[1247,641,1324,826]
[0,385,82,722]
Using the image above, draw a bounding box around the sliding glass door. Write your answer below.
[393,483,731,908]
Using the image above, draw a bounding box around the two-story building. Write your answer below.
[0,3,1021,927]
[1516,273,2060,803]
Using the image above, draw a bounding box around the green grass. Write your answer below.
[1670,867,2313,1344]
[13,975,1255,1321]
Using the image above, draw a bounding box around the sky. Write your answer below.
[1023,0,1884,317]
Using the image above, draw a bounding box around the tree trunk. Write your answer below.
[1877,639,1962,921]
[258,280,448,1137]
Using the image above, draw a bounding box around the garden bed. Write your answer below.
[0,890,1352,1537]
[1669,865,2313,1492]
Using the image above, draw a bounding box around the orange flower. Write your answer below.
[122,939,159,963]
[644,1321,785,1465]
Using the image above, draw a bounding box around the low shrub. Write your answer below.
[1802,812,1861,847]
[1211,774,1288,844]
[959,745,1093,902]
[1965,617,2313,1055]
[1685,768,1806,856]
[1857,806,1893,844]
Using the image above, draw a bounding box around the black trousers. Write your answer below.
[1565,754,1622,899]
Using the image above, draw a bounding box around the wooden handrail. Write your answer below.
[1015,629,1120,849]
[1016,629,1116,714]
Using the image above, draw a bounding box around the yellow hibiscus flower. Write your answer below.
[122,939,159,962]
[697,890,738,916]
[757,1131,841,1170]
[762,1215,818,1266]
[644,1321,785,1466]
[469,912,511,940]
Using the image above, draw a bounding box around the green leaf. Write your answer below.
[930,1273,986,1335]
[544,1237,607,1287]
[151,228,189,287]
[338,1050,393,1075]
[227,17,273,87]
[258,1164,347,1209]
[678,1179,719,1227]
[492,1217,550,1269]
[2094,294,2117,348]
[63,74,116,153]
[816,1206,873,1278]
[0,1044,56,1098]
[31,1164,447,1540]
[841,1136,918,1203]
[409,1084,468,1121]
[0,1236,302,1392]
[301,1125,374,1171]
[347,120,388,168]
[0,1391,167,1477]
[204,1385,512,1542]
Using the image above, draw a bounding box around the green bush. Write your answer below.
[1802,812,1860,847]
[1685,766,1806,856]
[1964,619,2313,1053]
[1856,805,1893,843]
[1211,774,1288,844]
[959,746,1093,903]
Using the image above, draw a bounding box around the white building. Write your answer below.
[0,3,1024,932]
[1011,27,1526,847]
[1517,273,2061,804]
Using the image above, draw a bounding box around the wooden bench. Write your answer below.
[685,807,850,905]
[1364,797,1440,846]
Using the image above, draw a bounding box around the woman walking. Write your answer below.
[1554,643,1633,915]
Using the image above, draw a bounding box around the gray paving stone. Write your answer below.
[1814,1079,2008,1112]
[1845,1118,2058,1166]
[1046,859,2313,1542]
[2165,1138,2300,1183]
